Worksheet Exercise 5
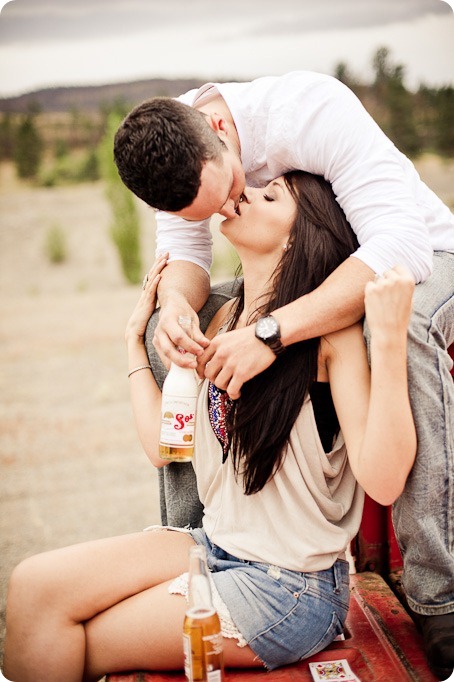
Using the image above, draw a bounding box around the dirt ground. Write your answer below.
[0,166,162,670]
[0,155,453,670]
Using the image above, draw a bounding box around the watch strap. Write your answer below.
[267,336,286,356]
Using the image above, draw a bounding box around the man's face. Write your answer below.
[173,147,246,221]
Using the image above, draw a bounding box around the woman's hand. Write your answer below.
[125,254,168,345]
[365,265,415,343]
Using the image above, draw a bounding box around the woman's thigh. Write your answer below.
[84,580,260,679]
[12,529,196,623]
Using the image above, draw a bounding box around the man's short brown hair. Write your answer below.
[114,97,225,211]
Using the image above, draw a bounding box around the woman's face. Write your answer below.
[220,177,297,257]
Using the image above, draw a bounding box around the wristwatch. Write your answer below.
[255,315,286,356]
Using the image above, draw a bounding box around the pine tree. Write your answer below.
[434,87,454,156]
[0,113,15,160]
[14,112,43,178]
[371,47,420,157]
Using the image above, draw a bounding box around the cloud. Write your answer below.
[0,0,451,96]
[240,0,450,38]
[0,1,186,44]
[0,0,449,46]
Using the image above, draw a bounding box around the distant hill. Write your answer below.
[0,78,212,113]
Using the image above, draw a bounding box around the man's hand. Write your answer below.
[153,298,210,370]
[198,325,276,399]
[153,259,211,369]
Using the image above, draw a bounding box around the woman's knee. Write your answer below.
[7,551,63,617]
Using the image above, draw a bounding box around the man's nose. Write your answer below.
[219,199,237,219]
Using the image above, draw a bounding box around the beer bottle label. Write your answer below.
[203,631,223,654]
[160,395,197,448]
[183,626,205,681]
[183,633,193,681]
[203,631,223,680]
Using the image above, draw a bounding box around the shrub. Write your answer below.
[98,111,142,284]
[76,149,100,182]
[45,224,67,264]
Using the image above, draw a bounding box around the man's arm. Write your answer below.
[275,256,372,344]
[154,260,211,368]
[280,74,434,283]
[153,209,213,367]
[200,257,374,399]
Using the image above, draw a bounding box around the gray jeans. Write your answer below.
[145,280,241,529]
[145,254,454,615]
[364,251,454,616]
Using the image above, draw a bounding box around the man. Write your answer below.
[114,72,454,678]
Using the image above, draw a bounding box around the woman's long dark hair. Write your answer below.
[226,171,359,495]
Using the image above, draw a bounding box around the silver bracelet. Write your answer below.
[128,364,152,378]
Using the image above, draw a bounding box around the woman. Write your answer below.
[3,172,416,681]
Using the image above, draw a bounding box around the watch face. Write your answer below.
[256,316,279,340]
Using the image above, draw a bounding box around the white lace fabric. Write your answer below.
[168,571,248,647]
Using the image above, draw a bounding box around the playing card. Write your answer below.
[309,658,360,681]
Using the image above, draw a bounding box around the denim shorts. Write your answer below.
[188,527,350,671]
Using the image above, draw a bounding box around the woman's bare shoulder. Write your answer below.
[320,322,365,361]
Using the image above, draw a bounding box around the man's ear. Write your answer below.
[207,113,229,136]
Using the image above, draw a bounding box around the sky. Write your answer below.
[0,0,452,98]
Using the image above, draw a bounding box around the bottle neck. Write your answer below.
[188,549,213,610]
[169,361,196,377]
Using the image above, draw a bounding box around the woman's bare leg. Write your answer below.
[3,529,195,682]
[84,580,260,681]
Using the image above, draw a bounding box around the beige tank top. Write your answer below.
[193,379,364,572]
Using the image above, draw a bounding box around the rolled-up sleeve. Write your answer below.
[156,211,213,273]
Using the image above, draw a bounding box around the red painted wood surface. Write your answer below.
[106,573,437,682]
